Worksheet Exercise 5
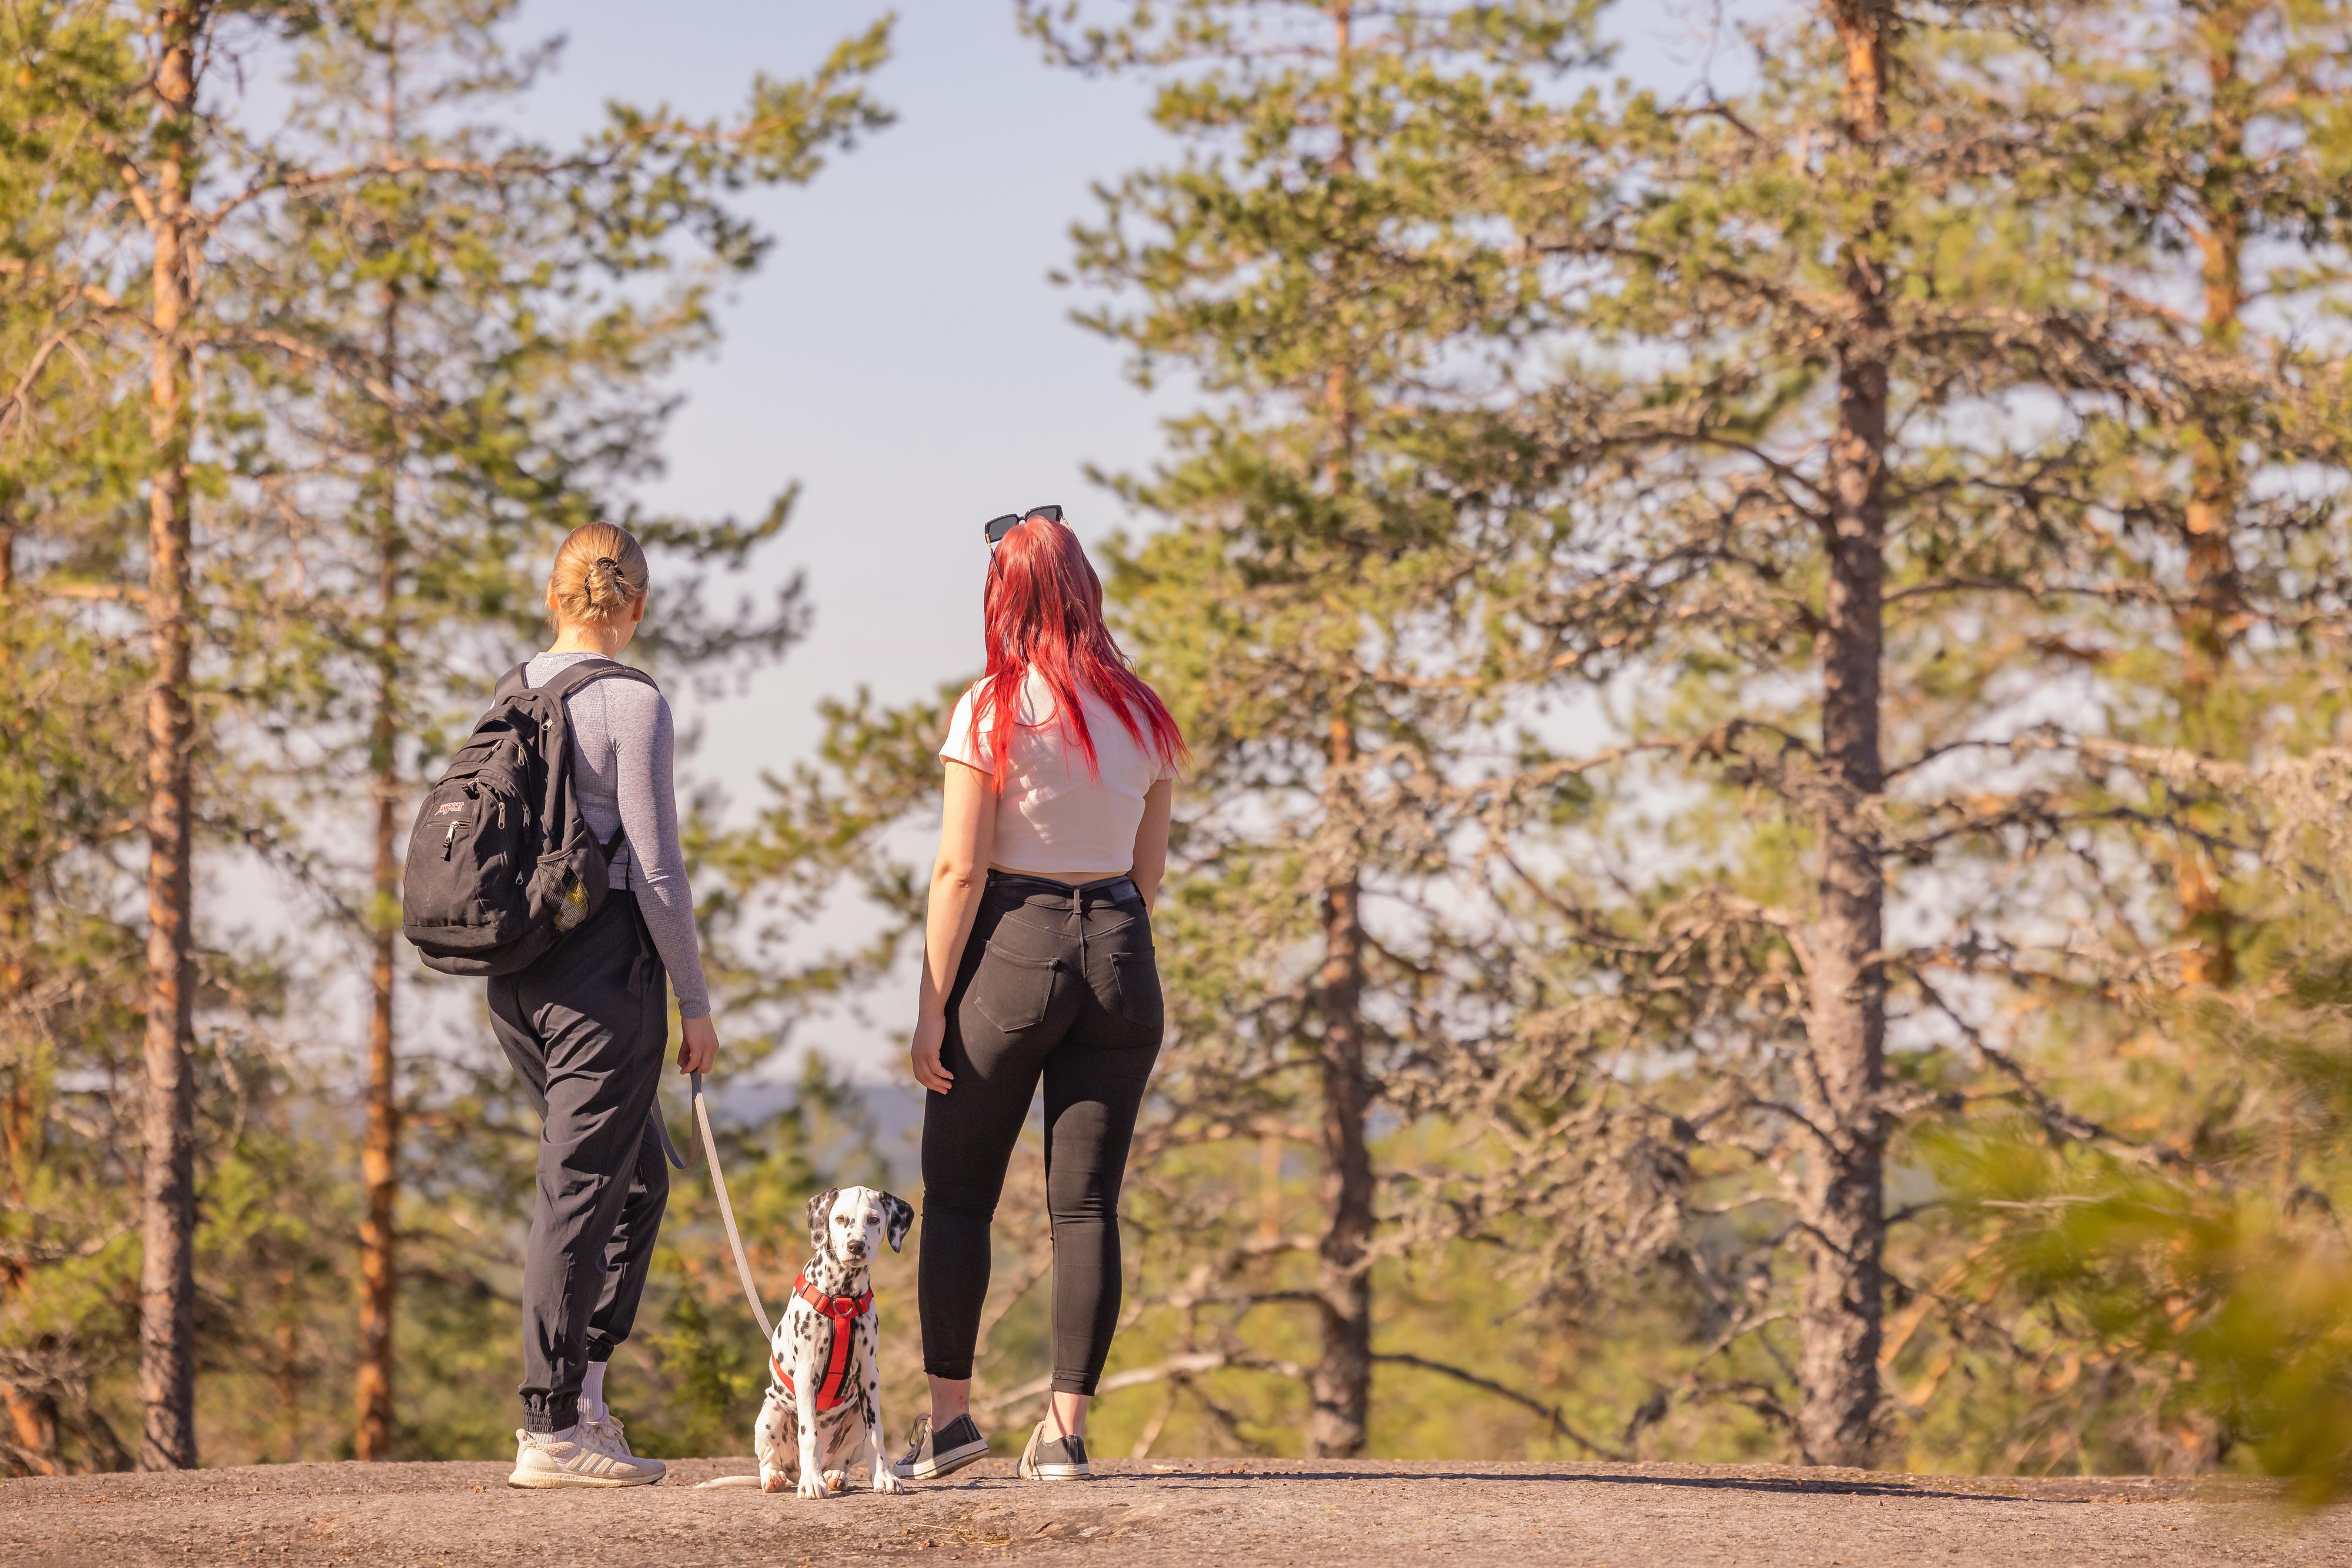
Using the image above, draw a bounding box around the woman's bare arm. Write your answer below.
[1131,777,1174,910]
[909,760,997,1093]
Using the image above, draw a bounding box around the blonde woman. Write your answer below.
[495,524,719,1487]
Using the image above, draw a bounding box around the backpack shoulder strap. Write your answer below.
[536,657,659,705]
[530,658,659,868]
[490,662,532,703]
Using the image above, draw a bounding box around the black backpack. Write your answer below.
[400,657,656,977]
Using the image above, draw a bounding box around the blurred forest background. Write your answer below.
[9,0,2352,1497]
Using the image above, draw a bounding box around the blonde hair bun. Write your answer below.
[547,525,649,627]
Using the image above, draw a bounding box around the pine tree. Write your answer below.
[229,0,890,1458]
[1,0,281,1472]
[1465,0,2023,1463]
[0,1,167,1473]
[1027,0,1602,1457]
[1899,0,2352,1476]
[127,1,208,1470]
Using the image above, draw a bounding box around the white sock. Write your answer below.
[580,1362,609,1427]
[533,1423,579,1446]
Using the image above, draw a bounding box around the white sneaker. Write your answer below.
[507,1425,664,1488]
[582,1415,664,1480]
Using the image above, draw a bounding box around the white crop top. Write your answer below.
[940,671,1178,875]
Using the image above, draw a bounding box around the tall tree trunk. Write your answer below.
[353,52,405,1453]
[0,517,46,1476]
[1306,26,1377,1444]
[1309,719,1375,1459]
[355,546,400,1459]
[1796,0,1892,1471]
[137,8,201,1473]
[276,1263,302,1463]
[0,511,32,1217]
[2174,2,2249,991]
[0,844,34,1214]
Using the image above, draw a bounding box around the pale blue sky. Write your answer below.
[511,0,1763,793]
[517,0,1174,785]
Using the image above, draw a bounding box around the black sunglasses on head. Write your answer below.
[983,504,1063,546]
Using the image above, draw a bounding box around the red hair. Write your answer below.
[974,517,1187,789]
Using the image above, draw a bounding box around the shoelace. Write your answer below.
[582,1416,639,1462]
[898,1417,932,1465]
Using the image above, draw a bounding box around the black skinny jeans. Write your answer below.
[919,871,1164,1395]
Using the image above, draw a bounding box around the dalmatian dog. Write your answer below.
[754,1185,914,1499]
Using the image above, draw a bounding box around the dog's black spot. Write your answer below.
[879,1191,914,1252]
[806,1188,841,1256]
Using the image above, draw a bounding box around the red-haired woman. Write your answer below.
[893,507,1187,1484]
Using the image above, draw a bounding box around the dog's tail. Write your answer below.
[693,1474,765,1490]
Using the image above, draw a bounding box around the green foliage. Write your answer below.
[0,0,169,1475]
[696,684,959,1019]
[1923,1128,2352,1496]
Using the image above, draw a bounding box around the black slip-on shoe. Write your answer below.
[1017,1421,1091,1480]
[893,1413,990,1480]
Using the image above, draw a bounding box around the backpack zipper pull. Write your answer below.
[443,820,459,858]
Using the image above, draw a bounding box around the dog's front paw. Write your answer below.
[873,1467,907,1495]
[823,1469,847,1496]
[759,1466,789,1495]
[796,1470,831,1500]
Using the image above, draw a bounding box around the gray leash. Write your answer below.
[690,1071,772,1339]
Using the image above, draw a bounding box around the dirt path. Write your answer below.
[4,1456,2343,1566]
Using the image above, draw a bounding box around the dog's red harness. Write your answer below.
[770,1273,873,1412]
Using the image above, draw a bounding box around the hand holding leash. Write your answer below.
[679,1014,720,1075]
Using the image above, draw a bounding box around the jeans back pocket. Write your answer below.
[1107,949,1165,1044]
[970,942,1059,1035]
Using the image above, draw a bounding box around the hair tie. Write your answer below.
[593,556,620,573]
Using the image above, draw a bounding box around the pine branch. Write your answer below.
[1371,1352,1625,1459]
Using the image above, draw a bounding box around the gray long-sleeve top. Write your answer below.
[524,651,711,1019]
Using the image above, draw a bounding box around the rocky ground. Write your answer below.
[4,1456,2344,1566]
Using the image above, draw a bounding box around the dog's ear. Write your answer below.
[881,1192,914,1253]
[806,1188,839,1257]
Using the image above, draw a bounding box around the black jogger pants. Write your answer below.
[487,890,670,1433]
[919,871,1164,1395]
